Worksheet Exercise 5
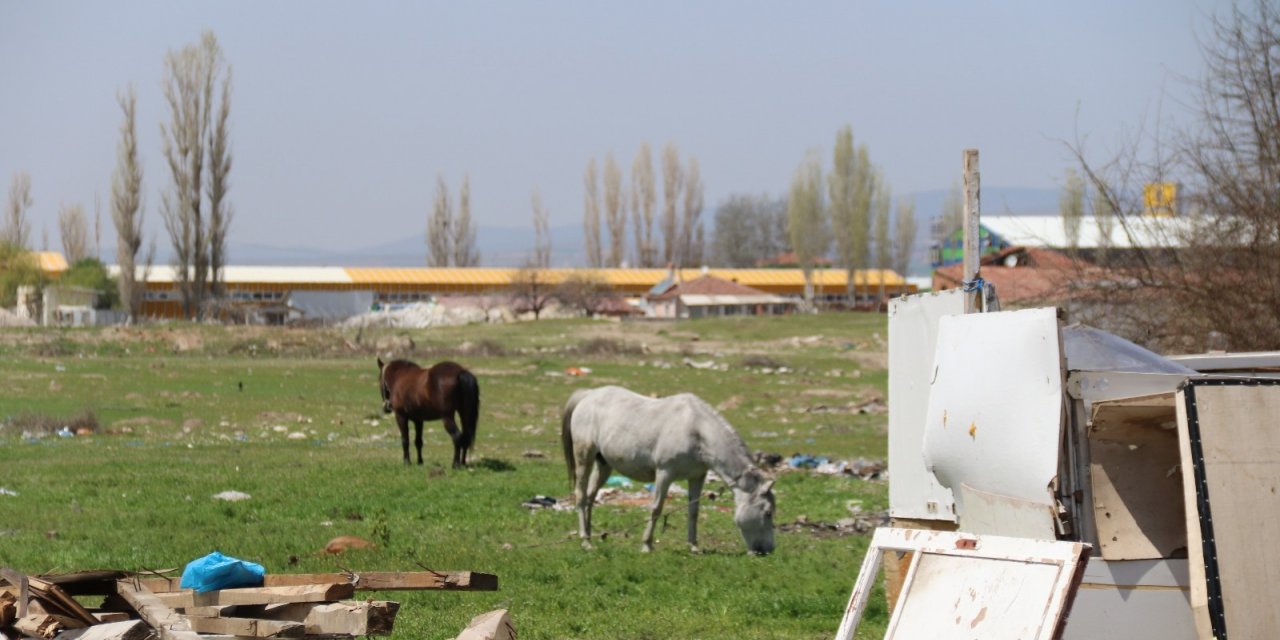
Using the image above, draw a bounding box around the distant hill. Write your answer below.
[201,186,1060,275]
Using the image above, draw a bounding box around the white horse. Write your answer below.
[561,386,776,555]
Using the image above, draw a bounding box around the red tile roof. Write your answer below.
[649,275,771,300]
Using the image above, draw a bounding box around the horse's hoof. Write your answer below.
[690,546,702,555]
[581,541,594,551]
[640,544,653,553]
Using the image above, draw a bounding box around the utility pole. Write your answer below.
[962,149,981,313]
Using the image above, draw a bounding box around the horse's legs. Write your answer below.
[686,472,706,553]
[573,449,598,550]
[413,420,424,466]
[442,414,462,469]
[396,414,411,465]
[641,470,674,553]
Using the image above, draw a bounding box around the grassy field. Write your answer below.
[0,314,891,639]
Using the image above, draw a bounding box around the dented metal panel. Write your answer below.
[836,528,1090,640]
[887,289,965,522]
[922,308,1065,533]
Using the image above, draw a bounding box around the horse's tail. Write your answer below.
[456,369,480,451]
[561,389,589,487]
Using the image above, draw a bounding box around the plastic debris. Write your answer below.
[180,551,266,592]
[0,487,17,496]
[212,490,251,501]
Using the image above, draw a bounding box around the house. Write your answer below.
[646,275,796,319]
[931,245,1084,306]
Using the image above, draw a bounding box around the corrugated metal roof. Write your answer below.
[117,265,354,284]
[34,251,68,273]
[108,264,910,290]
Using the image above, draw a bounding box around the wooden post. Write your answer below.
[962,149,981,313]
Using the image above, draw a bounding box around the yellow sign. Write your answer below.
[1143,182,1177,217]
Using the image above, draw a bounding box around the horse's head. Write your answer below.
[732,470,776,556]
[376,357,393,414]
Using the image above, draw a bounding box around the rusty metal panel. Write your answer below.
[835,528,1090,640]
[887,289,965,522]
[921,308,1064,534]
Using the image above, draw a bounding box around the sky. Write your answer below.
[0,1,1226,263]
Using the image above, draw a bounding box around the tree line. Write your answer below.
[2,30,233,323]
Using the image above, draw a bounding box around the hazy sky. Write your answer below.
[0,1,1224,258]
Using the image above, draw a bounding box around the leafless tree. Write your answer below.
[829,126,875,300]
[660,142,683,266]
[631,143,657,267]
[1092,189,1115,267]
[531,187,552,268]
[207,66,233,297]
[788,151,829,302]
[938,181,964,239]
[892,199,918,284]
[5,171,33,249]
[453,173,478,266]
[1067,0,1280,351]
[160,30,230,319]
[1060,168,1085,255]
[872,171,891,303]
[555,271,617,316]
[583,158,602,267]
[428,174,452,267]
[681,155,704,266]
[58,203,89,263]
[603,153,626,267]
[94,193,102,260]
[112,86,146,321]
[509,262,554,320]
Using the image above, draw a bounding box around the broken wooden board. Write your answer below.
[149,583,353,609]
[835,528,1090,640]
[253,600,399,636]
[182,615,304,638]
[456,608,515,640]
[137,571,496,593]
[14,613,62,639]
[54,620,151,640]
[1,570,99,627]
[113,580,202,640]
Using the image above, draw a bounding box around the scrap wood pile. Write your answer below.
[0,567,498,640]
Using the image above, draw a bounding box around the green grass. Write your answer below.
[0,314,890,639]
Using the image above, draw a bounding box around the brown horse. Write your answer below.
[376,358,480,469]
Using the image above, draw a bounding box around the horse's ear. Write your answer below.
[377,357,385,370]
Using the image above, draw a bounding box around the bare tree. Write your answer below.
[160,30,230,319]
[58,203,89,263]
[1067,0,1280,351]
[555,271,617,316]
[453,173,478,266]
[1092,189,1114,266]
[112,86,146,321]
[207,66,233,297]
[830,126,875,300]
[660,142,683,266]
[681,155,704,267]
[603,153,626,267]
[872,171,891,304]
[531,187,551,268]
[788,151,828,302]
[94,193,101,260]
[509,262,554,320]
[939,180,964,238]
[892,199,918,283]
[631,143,657,267]
[5,172,32,249]
[583,158,602,267]
[427,174,452,267]
[1060,168,1085,255]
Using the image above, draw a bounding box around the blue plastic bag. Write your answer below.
[179,551,266,593]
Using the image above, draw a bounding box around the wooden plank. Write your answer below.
[150,583,353,609]
[114,579,202,640]
[14,613,62,639]
[1,587,16,628]
[1,571,99,627]
[256,600,399,636]
[90,611,132,623]
[1177,380,1280,640]
[137,571,497,593]
[961,148,981,313]
[456,608,515,640]
[183,615,305,638]
[54,620,150,640]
